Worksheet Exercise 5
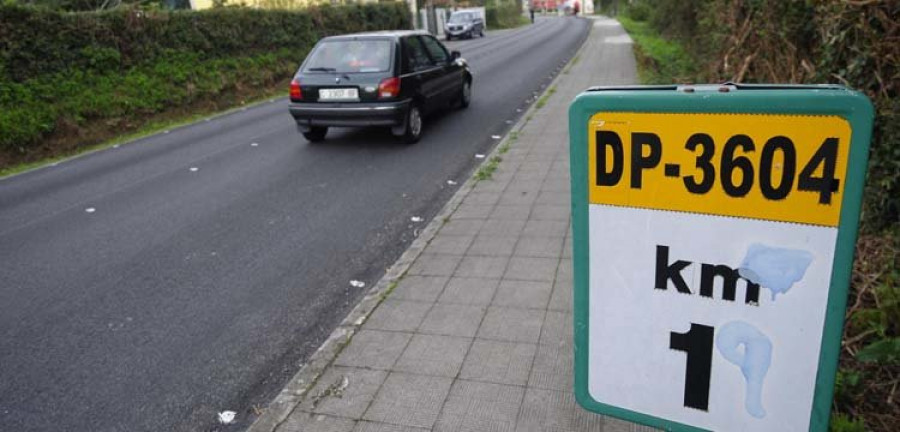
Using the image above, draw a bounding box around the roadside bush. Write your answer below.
[623,2,649,21]
[0,3,411,163]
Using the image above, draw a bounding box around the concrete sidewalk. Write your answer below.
[250,16,652,432]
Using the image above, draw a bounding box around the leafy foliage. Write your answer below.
[857,338,900,364]
[830,413,867,432]
[0,3,411,163]
[836,232,900,431]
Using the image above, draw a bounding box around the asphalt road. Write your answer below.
[0,16,591,432]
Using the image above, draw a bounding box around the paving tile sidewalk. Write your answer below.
[261,16,655,432]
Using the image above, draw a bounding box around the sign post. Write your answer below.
[568,84,873,432]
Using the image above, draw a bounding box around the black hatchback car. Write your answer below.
[288,31,473,143]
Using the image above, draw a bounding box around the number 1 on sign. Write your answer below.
[669,323,714,411]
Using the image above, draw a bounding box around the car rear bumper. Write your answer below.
[445,28,471,36]
[289,100,410,128]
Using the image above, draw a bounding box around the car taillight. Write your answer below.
[290,79,302,101]
[378,77,400,99]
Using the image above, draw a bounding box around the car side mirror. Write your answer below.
[451,51,461,60]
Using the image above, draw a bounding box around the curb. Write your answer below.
[246,17,594,432]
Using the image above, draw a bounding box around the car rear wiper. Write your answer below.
[307,67,337,72]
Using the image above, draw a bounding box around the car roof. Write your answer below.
[322,30,431,41]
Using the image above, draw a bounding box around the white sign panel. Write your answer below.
[588,205,835,431]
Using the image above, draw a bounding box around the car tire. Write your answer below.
[303,126,327,143]
[458,80,472,109]
[399,104,423,144]
[479,28,484,37]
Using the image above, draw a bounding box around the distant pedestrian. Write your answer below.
[530,7,535,23]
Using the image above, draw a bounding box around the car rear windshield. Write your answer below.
[449,12,473,23]
[303,39,393,74]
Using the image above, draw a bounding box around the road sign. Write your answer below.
[568,84,873,432]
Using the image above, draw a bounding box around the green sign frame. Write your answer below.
[568,84,874,432]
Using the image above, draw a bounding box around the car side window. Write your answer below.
[403,36,434,73]
[419,36,450,66]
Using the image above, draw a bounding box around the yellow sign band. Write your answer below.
[587,112,851,227]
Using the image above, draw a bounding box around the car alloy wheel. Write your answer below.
[460,81,471,109]
[403,105,422,144]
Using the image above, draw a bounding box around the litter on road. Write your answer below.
[349,280,365,288]
[85,208,96,213]
[475,154,486,159]
[217,411,236,425]
[410,216,424,222]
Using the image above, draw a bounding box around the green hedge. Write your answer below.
[0,3,410,157]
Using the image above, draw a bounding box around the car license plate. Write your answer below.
[319,88,358,100]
